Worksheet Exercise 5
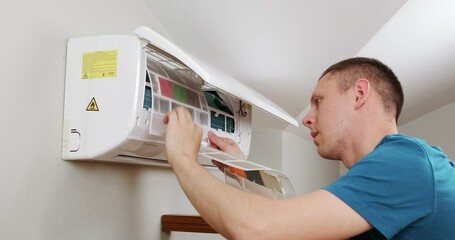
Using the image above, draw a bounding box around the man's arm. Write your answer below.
[164,107,372,239]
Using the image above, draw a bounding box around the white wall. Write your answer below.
[0,0,350,239]
[248,129,283,170]
[0,0,223,239]
[399,101,455,159]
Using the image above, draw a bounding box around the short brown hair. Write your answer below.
[320,57,404,121]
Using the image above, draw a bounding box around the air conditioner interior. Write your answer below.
[142,43,247,145]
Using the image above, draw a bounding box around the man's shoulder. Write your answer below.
[373,133,449,166]
[377,133,425,149]
[371,134,429,161]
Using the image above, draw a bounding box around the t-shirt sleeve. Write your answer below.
[324,137,434,239]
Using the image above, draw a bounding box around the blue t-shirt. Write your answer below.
[324,134,455,240]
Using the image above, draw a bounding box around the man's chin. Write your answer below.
[317,148,341,161]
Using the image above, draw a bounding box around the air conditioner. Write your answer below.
[62,26,298,168]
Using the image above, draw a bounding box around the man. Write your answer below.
[163,57,455,239]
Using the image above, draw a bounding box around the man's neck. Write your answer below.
[342,120,398,169]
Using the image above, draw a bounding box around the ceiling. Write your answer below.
[144,0,455,138]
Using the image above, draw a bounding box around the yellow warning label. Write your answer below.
[82,50,118,79]
[86,97,99,111]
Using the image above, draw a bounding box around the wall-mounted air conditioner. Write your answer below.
[62,26,298,168]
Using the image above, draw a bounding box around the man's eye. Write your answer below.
[314,98,321,105]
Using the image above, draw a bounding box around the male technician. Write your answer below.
[163,57,455,239]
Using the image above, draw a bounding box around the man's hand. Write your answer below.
[208,131,246,160]
[163,107,202,167]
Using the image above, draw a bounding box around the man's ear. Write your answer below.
[354,79,370,109]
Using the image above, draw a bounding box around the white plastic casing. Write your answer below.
[62,26,298,167]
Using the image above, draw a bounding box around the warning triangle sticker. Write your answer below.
[86,97,99,111]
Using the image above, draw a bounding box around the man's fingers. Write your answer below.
[208,131,246,159]
[174,107,192,122]
[208,131,231,151]
[164,107,192,125]
[210,142,221,150]
[163,113,170,124]
[208,131,223,148]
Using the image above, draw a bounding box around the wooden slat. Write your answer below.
[161,215,218,234]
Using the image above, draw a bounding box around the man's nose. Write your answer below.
[302,112,314,128]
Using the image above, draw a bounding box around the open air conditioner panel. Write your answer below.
[62,26,297,168]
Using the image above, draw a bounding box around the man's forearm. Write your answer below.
[171,158,271,239]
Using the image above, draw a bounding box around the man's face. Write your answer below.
[302,73,355,160]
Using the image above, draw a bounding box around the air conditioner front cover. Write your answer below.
[62,26,297,168]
